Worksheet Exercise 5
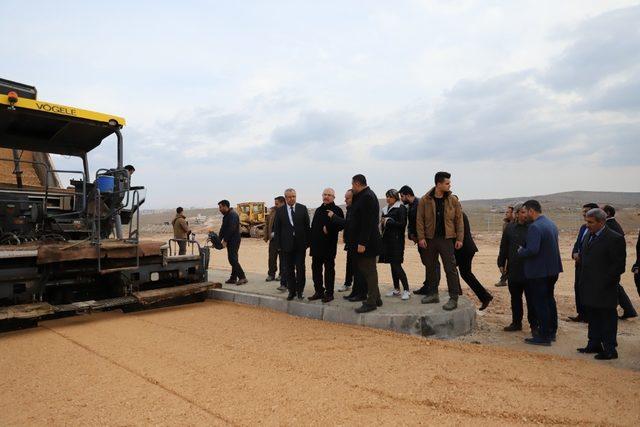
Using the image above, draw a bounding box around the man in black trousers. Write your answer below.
[603,204,638,319]
[329,189,367,302]
[498,202,537,332]
[218,200,247,285]
[309,188,344,303]
[272,188,311,300]
[455,211,493,310]
[578,208,626,360]
[569,202,599,322]
[399,185,441,296]
[347,174,382,313]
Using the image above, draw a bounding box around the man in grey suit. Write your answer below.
[517,200,563,346]
[577,208,626,360]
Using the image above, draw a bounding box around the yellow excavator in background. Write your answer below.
[236,202,267,238]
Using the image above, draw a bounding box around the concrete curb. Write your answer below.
[207,288,475,339]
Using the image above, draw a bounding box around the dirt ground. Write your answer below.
[201,233,640,370]
[1,301,639,426]
[1,234,639,425]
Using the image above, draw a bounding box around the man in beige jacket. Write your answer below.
[416,171,464,310]
[172,207,190,255]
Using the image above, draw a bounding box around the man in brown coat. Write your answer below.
[265,196,285,284]
[417,171,463,310]
[172,207,190,255]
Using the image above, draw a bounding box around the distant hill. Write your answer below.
[459,191,640,210]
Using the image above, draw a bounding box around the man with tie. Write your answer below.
[577,208,626,360]
[309,188,344,303]
[272,188,311,300]
[517,200,563,346]
[568,202,599,322]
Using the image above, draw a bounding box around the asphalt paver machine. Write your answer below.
[0,78,215,330]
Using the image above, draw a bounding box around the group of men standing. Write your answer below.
[497,200,636,359]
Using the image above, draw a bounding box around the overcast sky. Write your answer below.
[3,1,639,208]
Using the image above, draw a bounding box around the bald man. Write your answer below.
[309,188,345,303]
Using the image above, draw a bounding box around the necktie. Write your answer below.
[587,233,596,246]
[290,206,295,226]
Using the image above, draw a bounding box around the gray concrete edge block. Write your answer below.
[233,292,261,306]
[258,295,289,312]
[208,289,236,302]
[288,300,324,320]
[322,305,363,326]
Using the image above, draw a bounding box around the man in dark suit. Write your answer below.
[633,229,640,297]
[498,202,537,332]
[603,205,638,319]
[578,208,626,360]
[517,200,563,346]
[455,211,493,310]
[329,189,367,302]
[309,188,344,303]
[272,188,311,300]
[347,174,382,313]
[399,185,441,296]
[218,200,247,285]
[568,202,599,322]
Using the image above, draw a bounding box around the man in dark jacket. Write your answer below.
[569,203,599,322]
[399,185,441,296]
[633,229,640,297]
[309,188,344,303]
[578,208,626,360]
[272,188,311,300]
[498,202,536,332]
[495,206,515,287]
[455,211,493,310]
[265,196,285,284]
[218,200,247,285]
[329,190,367,301]
[348,174,382,313]
[518,200,563,346]
[603,205,638,319]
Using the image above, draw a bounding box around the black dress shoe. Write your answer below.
[594,351,618,360]
[322,295,334,303]
[479,294,493,311]
[376,298,383,307]
[307,293,324,301]
[568,315,586,322]
[503,323,522,332]
[343,294,355,300]
[413,286,429,295]
[355,304,377,313]
[297,294,304,300]
[286,294,295,301]
[577,345,603,354]
[524,337,551,346]
[225,278,237,284]
[348,295,367,302]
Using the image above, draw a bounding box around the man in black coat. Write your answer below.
[455,211,493,310]
[309,188,344,303]
[498,202,537,332]
[218,200,247,285]
[603,205,638,319]
[272,188,311,300]
[578,208,626,360]
[633,230,640,297]
[329,189,367,302]
[569,203,599,322]
[348,174,382,313]
[399,185,441,296]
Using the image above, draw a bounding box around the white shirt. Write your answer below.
[287,204,295,227]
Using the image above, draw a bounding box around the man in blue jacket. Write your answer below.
[518,200,563,346]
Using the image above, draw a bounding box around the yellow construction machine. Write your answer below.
[236,202,267,238]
